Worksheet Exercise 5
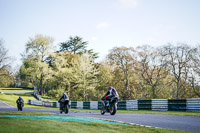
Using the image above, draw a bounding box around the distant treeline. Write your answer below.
[1,35,200,100]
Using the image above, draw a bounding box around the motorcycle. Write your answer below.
[59,100,69,114]
[17,101,24,111]
[101,96,118,115]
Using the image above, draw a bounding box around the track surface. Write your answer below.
[0,100,200,132]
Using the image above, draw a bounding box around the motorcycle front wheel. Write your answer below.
[110,103,117,115]
[64,104,69,114]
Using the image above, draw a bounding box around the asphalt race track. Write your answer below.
[0,100,200,132]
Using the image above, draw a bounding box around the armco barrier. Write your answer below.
[77,101,83,109]
[71,101,77,109]
[27,98,200,112]
[138,99,151,110]
[126,100,138,110]
[168,99,186,111]
[90,101,98,110]
[31,100,43,106]
[43,101,53,107]
[98,101,102,109]
[186,99,200,112]
[27,99,31,105]
[33,86,43,101]
[152,99,168,111]
[118,101,126,110]
[83,101,90,109]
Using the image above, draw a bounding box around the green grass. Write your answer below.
[0,93,36,107]
[69,109,200,116]
[0,117,191,133]
[0,87,34,92]
[40,95,58,102]
[0,111,56,115]
[117,110,200,116]
[0,93,60,110]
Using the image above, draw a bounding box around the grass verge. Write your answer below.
[69,109,200,116]
[0,111,56,115]
[0,117,191,133]
[0,87,34,92]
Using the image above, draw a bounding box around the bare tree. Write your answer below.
[0,40,12,76]
[135,45,169,99]
[107,47,135,100]
[188,45,200,97]
[163,44,194,98]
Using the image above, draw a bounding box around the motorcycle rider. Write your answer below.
[16,96,24,110]
[102,86,119,106]
[58,92,69,110]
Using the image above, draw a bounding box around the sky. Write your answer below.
[0,0,200,67]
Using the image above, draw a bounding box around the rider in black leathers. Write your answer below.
[58,92,69,110]
[16,96,24,110]
[102,86,119,106]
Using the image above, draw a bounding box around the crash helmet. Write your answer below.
[108,86,113,91]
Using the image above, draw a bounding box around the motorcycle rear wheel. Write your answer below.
[101,104,105,115]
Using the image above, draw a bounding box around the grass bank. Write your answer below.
[0,87,34,93]
[0,111,56,115]
[0,116,191,133]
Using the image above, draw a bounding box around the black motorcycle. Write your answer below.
[59,100,69,114]
[101,96,118,115]
[17,101,24,111]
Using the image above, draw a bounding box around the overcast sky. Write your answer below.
[0,0,200,66]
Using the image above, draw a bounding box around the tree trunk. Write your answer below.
[125,73,130,100]
[176,79,180,99]
[67,81,71,98]
[40,73,43,95]
[152,85,156,99]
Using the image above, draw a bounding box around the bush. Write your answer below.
[47,88,65,98]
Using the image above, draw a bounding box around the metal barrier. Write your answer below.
[98,101,102,110]
[126,100,138,110]
[33,86,43,101]
[168,99,186,111]
[27,98,200,112]
[152,99,168,111]
[83,101,90,109]
[77,101,83,109]
[118,101,126,110]
[90,101,98,110]
[71,101,77,108]
[138,99,151,110]
[186,99,200,112]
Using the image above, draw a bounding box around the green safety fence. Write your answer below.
[138,99,152,110]
[52,102,57,108]
[70,101,77,109]
[168,99,186,111]
[27,98,200,112]
[118,101,126,110]
[27,99,31,105]
[98,101,103,109]
[83,101,90,109]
